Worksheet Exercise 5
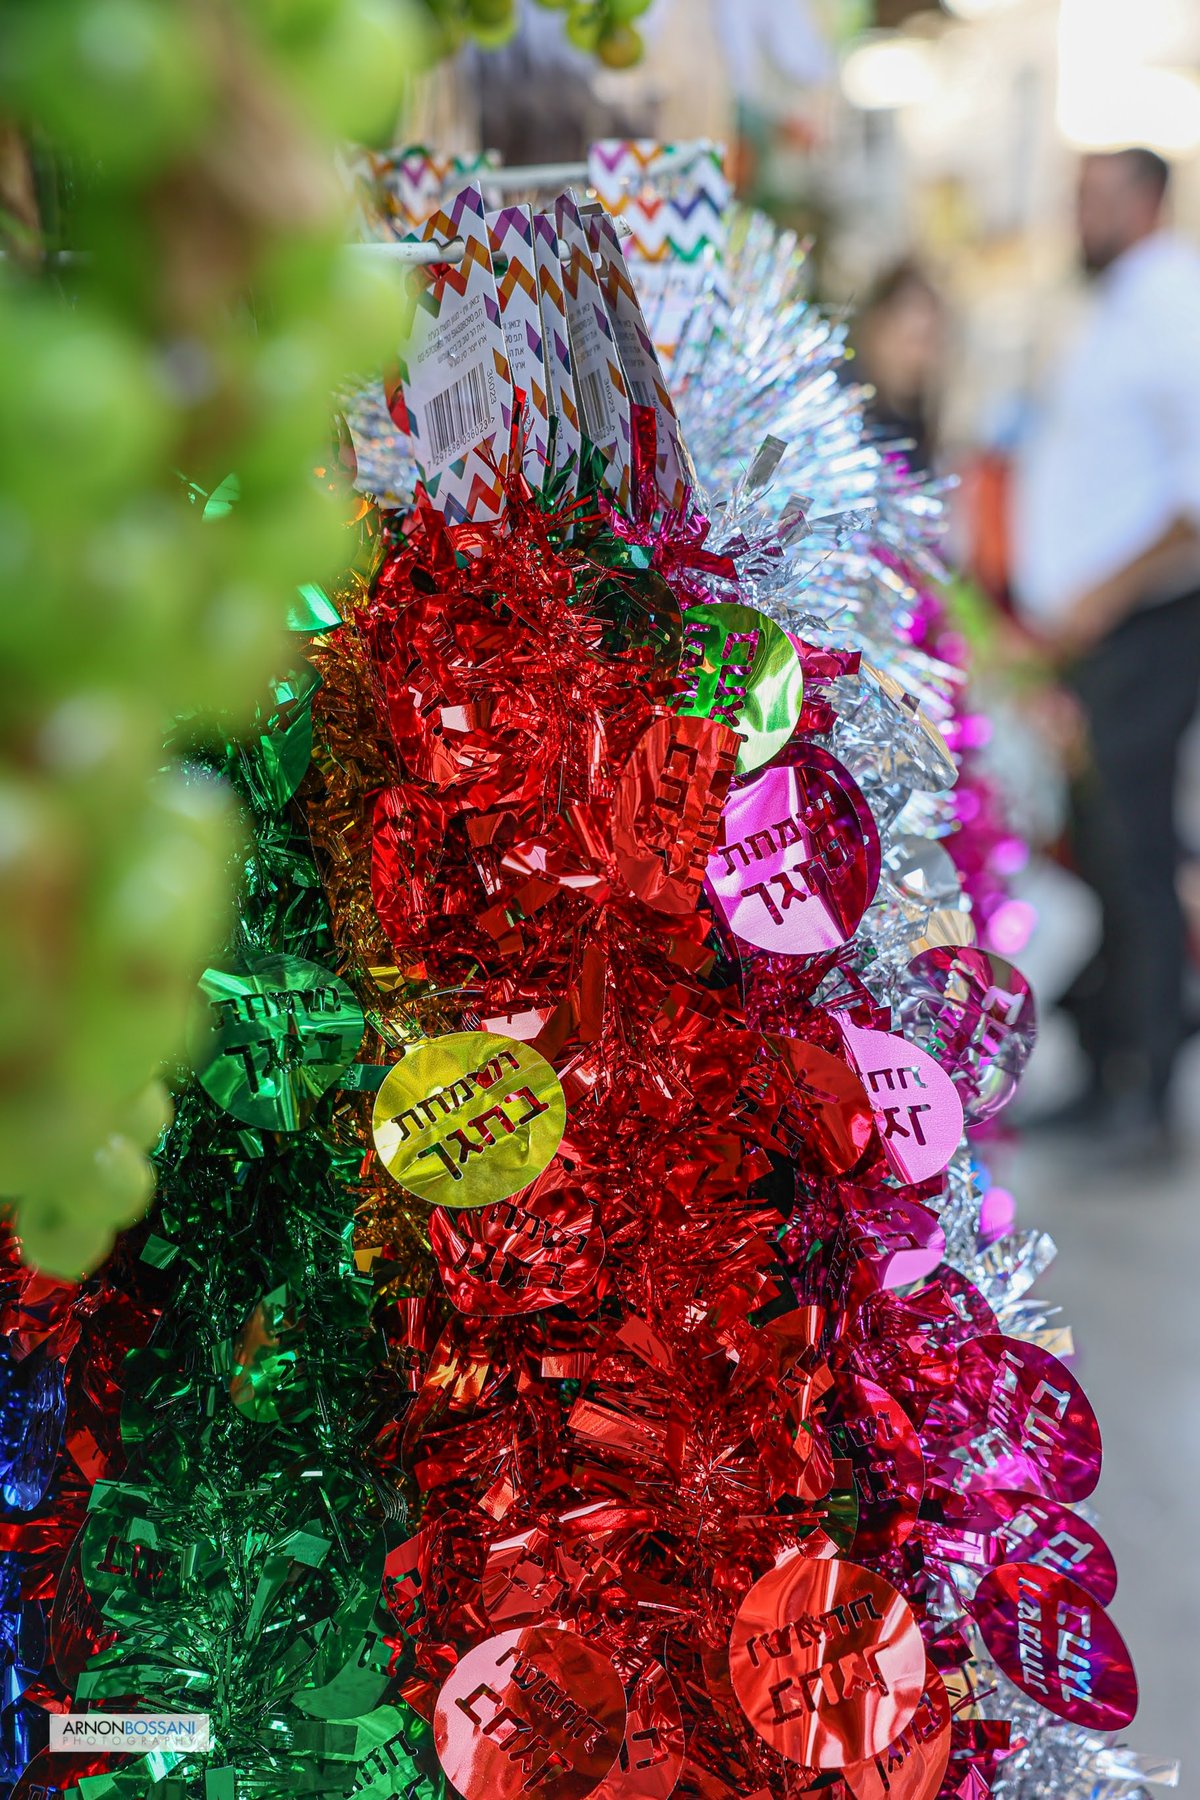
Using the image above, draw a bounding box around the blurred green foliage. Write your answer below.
[0,0,422,1278]
[529,0,653,67]
[422,0,653,64]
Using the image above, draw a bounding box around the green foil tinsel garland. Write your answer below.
[59,677,439,1800]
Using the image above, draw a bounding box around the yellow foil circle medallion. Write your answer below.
[372,1032,566,1210]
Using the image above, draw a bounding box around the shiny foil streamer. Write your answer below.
[7,208,1165,1800]
[2,616,441,1796]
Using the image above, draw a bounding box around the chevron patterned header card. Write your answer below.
[585,210,693,515]
[486,205,553,491]
[586,139,730,262]
[586,139,730,375]
[372,147,500,233]
[388,184,514,524]
[532,212,582,494]
[555,192,632,513]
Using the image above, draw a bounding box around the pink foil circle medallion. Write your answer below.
[925,1264,999,1347]
[937,1490,1118,1605]
[849,1198,947,1292]
[837,1019,964,1185]
[896,947,1037,1124]
[706,751,881,957]
[927,1335,1102,1504]
[971,1562,1137,1730]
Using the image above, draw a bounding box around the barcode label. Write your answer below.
[628,378,654,407]
[579,366,614,442]
[423,362,493,465]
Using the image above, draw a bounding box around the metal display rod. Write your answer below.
[369,143,705,189]
[435,143,706,191]
[346,211,633,269]
[345,238,467,266]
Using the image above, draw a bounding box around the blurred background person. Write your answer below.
[1013,148,1200,1160]
[851,258,948,476]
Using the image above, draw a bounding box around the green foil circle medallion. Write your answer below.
[674,600,803,774]
[188,954,365,1130]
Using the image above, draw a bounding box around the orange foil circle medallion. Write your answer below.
[433,1622,626,1800]
[728,1555,926,1769]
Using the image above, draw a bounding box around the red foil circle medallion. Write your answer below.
[613,713,740,914]
[430,1166,603,1317]
[768,1036,878,1178]
[842,1662,952,1800]
[590,1650,686,1800]
[433,1622,626,1800]
[729,1555,926,1768]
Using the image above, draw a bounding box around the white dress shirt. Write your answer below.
[712,0,833,100]
[1014,232,1200,626]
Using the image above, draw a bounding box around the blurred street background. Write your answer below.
[4,0,1198,1779]
[414,0,1200,1780]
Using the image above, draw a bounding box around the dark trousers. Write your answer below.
[1062,585,1200,1109]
